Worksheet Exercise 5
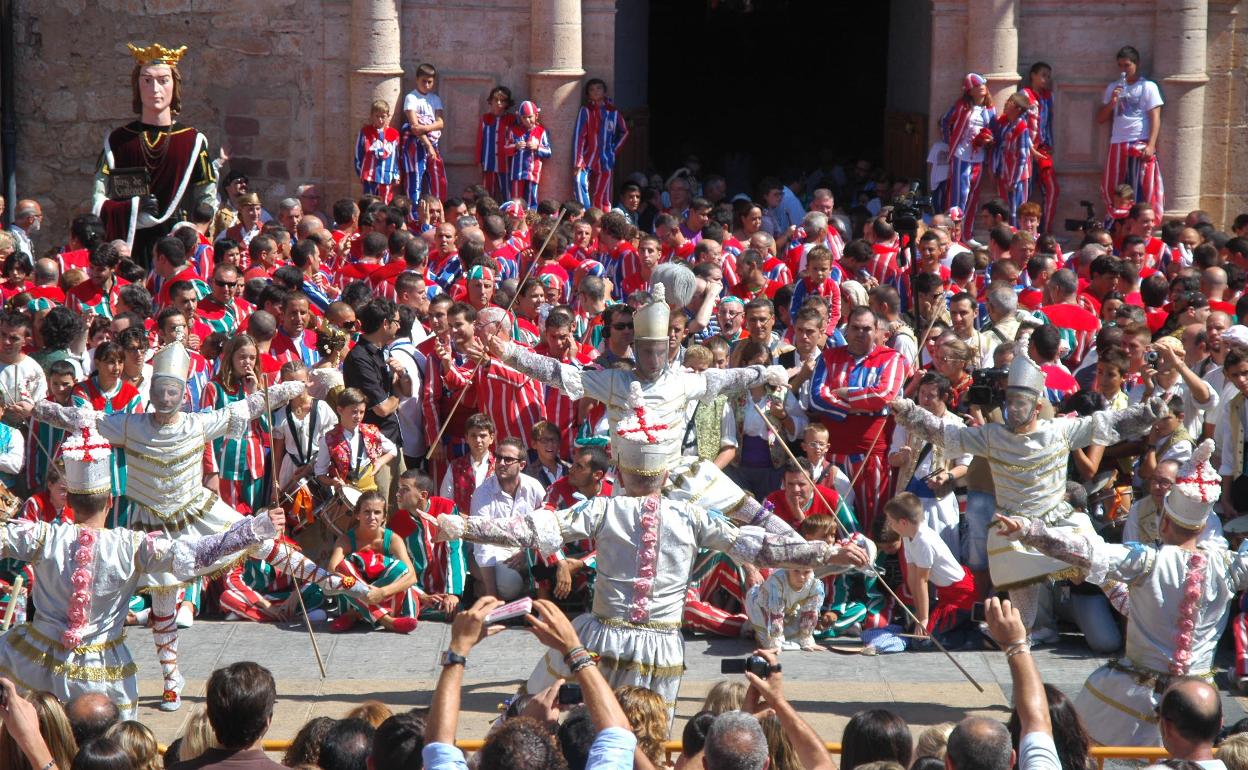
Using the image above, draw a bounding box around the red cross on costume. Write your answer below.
[1186,470,1220,502]
[68,429,112,463]
[616,407,670,444]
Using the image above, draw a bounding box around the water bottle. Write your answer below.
[1115,72,1128,113]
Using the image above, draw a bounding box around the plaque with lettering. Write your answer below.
[107,167,152,200]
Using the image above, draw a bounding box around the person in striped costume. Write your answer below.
[196,262,251,335]
[355,100,400,204]
[477,86,515,200]
[202,334,270,515]
[67,242,128,319]
[391,469,466,621]
[27,341,380,711]
[327,492,420,634]
[572,78,628,211]
[993,91,1035,227]
[72,341,142,528]
[1021,62,1059,232]
[506,101,552,210]
[24,360,74,493]
[218,538,325,623]
[940,73,996,242]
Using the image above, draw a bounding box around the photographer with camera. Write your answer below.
[717,649,835,770]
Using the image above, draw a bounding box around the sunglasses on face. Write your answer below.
[612,323,634,331]
[495,454,524,465]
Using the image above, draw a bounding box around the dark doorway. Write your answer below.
[646,0,891,195]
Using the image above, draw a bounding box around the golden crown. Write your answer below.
[127,42,188,66]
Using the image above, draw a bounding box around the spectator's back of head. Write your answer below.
[1216,733,1248,770]
[556,707,596,770]
[66,691,120,746]
[206,661,276,750]
[1160,677,1223,750]
[319,717,375,770]
[948,716,1013,770]
[283,715,336,767]
[370,711,426,770]
[842,709,913,770]
[479,716,568,770]
[701,680,747,714]
[705,712,769,770]
[70,736,130,770]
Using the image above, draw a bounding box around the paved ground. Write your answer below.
[124,619,1247,752]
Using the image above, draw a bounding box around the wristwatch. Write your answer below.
[441,650,467,668]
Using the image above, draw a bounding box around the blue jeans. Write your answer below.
[963,490,996,572]
[1054,587,1123,653]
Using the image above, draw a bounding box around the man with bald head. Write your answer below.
[1158,677,1223,765]
[65,691,120,745]
[8,198,42,259]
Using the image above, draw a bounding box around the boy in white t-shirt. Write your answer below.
[401,62,448,201]
[884,492,978,648]
[1096,45,1165,218]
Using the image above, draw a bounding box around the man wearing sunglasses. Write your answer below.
[468,437,544,601]
[197,262,252,335]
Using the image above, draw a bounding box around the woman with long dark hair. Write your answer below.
[1008,683,1094,770]
[841,709,914,770]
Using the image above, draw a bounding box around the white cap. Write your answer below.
[1164,439,1221,530]
[60,428,114,496]
[612,382,680,475]
[151,342,191,385]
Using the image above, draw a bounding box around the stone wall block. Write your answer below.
[224,116,260,136]
[144,0,194,13]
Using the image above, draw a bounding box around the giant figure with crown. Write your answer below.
[28,342,381,711]
[92,43,216,261]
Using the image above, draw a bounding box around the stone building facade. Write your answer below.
[4,0,1246,254]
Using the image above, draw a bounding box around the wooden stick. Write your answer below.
[749,400,985,693]
[262,374,328,679]
[2,575,23,631]
[425,208,568,457]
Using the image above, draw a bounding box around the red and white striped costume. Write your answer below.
[443,356,547,449]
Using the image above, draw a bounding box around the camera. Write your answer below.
[1144,350,1160,366]
[887,181,933,234]
[721,654,782,678]
[1064,200,1099,233]
[558,683,583,705]
[966,367,1009,408]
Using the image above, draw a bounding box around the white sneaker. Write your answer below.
[305,609,328,623]
[224,612,243,621]
[175,604,194,629]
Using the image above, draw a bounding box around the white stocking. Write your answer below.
[1008,584,1040,632]
[151,588,181,691]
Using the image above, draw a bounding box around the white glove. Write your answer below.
[1015,309,1045,330]
[269,380,306,405]
[889,397,916,420]
[436,513,466,543]
[763,365,790,388]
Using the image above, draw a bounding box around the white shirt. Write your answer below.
[469,473,546,566]
[386,339,425,458]
[740,389,807,442]
[952,106,992,163]
[313,425,397,477]
[276,400,338,488]
[1128,376,1216,440]
[927,141,950,187]
[403,90,444,142]
[903,522,965,587]
[439,453,493,500]
[0,356,47,406]
[1103,78,1164,144]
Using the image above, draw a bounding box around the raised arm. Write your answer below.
[31,400,101,432]
[1068,396,1167,451]
[436,504,573,560]
[702,364,790,400]
[141,509,281,579]
[994,514,1149,586]
[495,339,587,399]
[889,398,950,447]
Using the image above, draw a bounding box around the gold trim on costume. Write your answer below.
[986,445,1069,474]
[595,615,682,631]
[7,628,137,682]
[1083,680,1158,723]
[127,444,202,470]
[129,491,216,532]
[596,652,685,678]
[23,624,127,655]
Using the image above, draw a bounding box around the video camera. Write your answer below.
[1064,200,1099,233]
[966,367,1009,408]
[887,181,934,234]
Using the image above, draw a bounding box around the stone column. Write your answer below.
[1154,0,1208,217]
[346,0,403,193]
[966,0,1020,109]
[529,0,586,205]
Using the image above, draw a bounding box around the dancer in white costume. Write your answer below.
[888,344,1167,629]
[436,381,873,716]
[996,440,1247,746]
[471,279,801,541]
[28,342,376,710]
[0,428,318,718]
